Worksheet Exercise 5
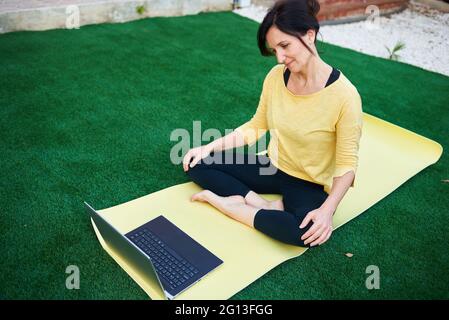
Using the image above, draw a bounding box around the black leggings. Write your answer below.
[185,151,329,247]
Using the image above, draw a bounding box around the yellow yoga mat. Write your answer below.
[91,113,442,300]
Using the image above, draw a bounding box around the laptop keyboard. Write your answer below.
[128,228,199,290]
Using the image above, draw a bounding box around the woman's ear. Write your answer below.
[307,29,316,44]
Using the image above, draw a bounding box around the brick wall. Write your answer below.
[252,0,409,22]
[317,0,409,21]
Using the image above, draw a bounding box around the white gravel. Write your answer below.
[233,1,449,76]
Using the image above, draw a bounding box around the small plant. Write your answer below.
[136,5,146,15]
[385,41,406,61]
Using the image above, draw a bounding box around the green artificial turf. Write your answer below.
[0,11,448,300]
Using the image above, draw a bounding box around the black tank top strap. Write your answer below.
[283,68,291,86]
[283,67,340,87]
[325,67,340,87]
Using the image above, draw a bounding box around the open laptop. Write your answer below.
[84,202,223,300]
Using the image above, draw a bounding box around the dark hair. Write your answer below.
[257,0,321,56]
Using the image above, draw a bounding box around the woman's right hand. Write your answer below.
[183,145,213,172]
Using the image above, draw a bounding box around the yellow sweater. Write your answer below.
[235,64,363,194]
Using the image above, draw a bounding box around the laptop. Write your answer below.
[84,202,223,300]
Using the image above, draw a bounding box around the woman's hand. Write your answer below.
[183,145,213,172]
[299,206,335,246]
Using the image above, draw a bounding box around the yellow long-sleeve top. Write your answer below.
[235,64,363,194]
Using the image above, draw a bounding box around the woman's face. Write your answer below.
[266,25,316,72]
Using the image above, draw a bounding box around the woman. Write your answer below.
[182,0,363,247]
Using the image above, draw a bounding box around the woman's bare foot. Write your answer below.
[267,199,284,211]
[191,190,245,205]
[191,190,213,202]
[244,191,284,211]
[192,191,281,210]
[190,190,257,228]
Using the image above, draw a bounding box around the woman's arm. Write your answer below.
[186,70,271,168]
[183,129,248,171]
[205,129,248,153]
[321,170,355,213]
[299,171,354,246]
[299,90,362,246]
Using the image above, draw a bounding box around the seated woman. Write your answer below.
[183,0,363,247]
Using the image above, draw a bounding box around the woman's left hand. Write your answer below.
[299,206,335,246]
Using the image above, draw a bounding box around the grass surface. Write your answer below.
[0,11,448,299]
